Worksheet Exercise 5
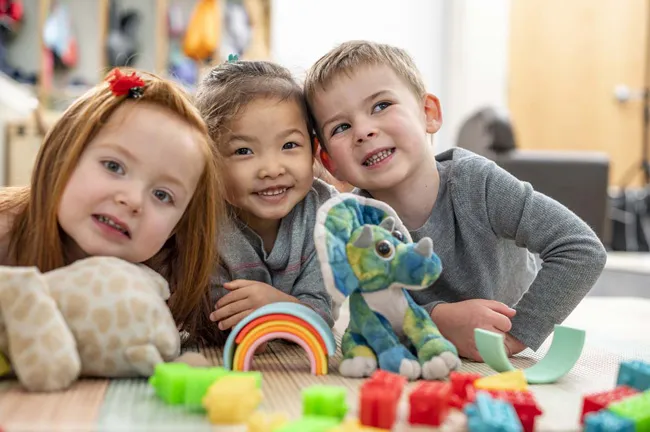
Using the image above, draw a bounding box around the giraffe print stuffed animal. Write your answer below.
[0,256,181,392]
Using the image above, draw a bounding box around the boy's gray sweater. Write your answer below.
[356,148,607,350]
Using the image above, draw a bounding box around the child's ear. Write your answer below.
[319,147,338,178]
[423,93,442,134]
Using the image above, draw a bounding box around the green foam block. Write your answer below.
[474,324,585,384]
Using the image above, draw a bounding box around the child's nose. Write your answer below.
[357,131,377,142]
[355,123,378,144]
[115,188,143,213]
[258,160,286,179]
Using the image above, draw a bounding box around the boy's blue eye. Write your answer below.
[102,160,124,174]
[234,148,253,156]
[372,102,391,113]
[282,142,299,150]
[331,124,350,136]
[153,189,173,204]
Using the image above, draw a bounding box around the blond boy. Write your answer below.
[304,41,607,360]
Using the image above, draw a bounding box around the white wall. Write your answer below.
[270,0,511,153]
[443,0,511,150]
[270,0,450,148]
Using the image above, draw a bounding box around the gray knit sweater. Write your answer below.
[211,178,337,328]
[356,148,607,350]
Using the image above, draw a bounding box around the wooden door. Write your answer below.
[508,0,650,187]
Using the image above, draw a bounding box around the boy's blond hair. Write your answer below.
[304,40,427,109]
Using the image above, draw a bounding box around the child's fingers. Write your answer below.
[484,300,516,317]
[216,288,250,309]
[489,311,513,333]
[210,298,250,322]
[218,309,253,331]
[223,279,255,290]
[467,348,483,362]
[458,343,483,362]
[504,333,527,356]
[210,309,225,322]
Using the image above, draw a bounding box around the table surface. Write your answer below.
[0,296,648,431]
[605,252,650,274]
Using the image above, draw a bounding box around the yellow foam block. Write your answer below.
[474,369,528,391]
[327,419,389,432]
[247,411,289,432]
[203,375,262,424]
[0,353,11,376]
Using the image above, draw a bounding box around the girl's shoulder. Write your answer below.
[288,178,339,227]
[310,177,339,203]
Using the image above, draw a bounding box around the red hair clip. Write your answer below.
[106,68,146,98]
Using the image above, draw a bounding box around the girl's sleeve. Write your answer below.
[292,249,334,328]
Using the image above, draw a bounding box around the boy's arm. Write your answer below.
[291,249,335,328]
[480,160,607,350]
[421,300,446,317]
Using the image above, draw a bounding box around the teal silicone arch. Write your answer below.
[222,302,337,371]
[474,325,586,384]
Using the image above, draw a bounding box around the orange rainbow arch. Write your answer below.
[223,303,337,375]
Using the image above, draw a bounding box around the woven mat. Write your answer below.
[0,379,108,432]
[0,297,649,431]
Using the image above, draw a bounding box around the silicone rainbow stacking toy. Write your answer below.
[223,302,337,375]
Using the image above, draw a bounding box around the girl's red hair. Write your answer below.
[0,68,226,343]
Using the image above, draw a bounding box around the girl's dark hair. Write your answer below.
[195,60,315,150]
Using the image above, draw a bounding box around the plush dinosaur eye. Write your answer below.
[375,240,394,259]
[391,230,405,242]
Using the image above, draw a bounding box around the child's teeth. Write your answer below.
[364,149,394,166]
[98,216,127,234]
[258,188,287,196]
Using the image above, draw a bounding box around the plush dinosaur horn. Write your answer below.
[414,237,433,257]
[379,217,395,231]
[353,225,374,248]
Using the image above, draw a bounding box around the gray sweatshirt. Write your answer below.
[356,148,607,350]
[211,178,337,328]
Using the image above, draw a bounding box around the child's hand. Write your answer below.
[504,333,527,356]
[210,280,296,330]
[430,299,517,362]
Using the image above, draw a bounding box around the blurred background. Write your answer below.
[0,0,648,290]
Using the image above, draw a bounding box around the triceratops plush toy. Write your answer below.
[0,256,181,392]
[314,194,461,380]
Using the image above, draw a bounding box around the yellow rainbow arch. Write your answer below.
[223,303,337,375]
[234,321,327,374]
